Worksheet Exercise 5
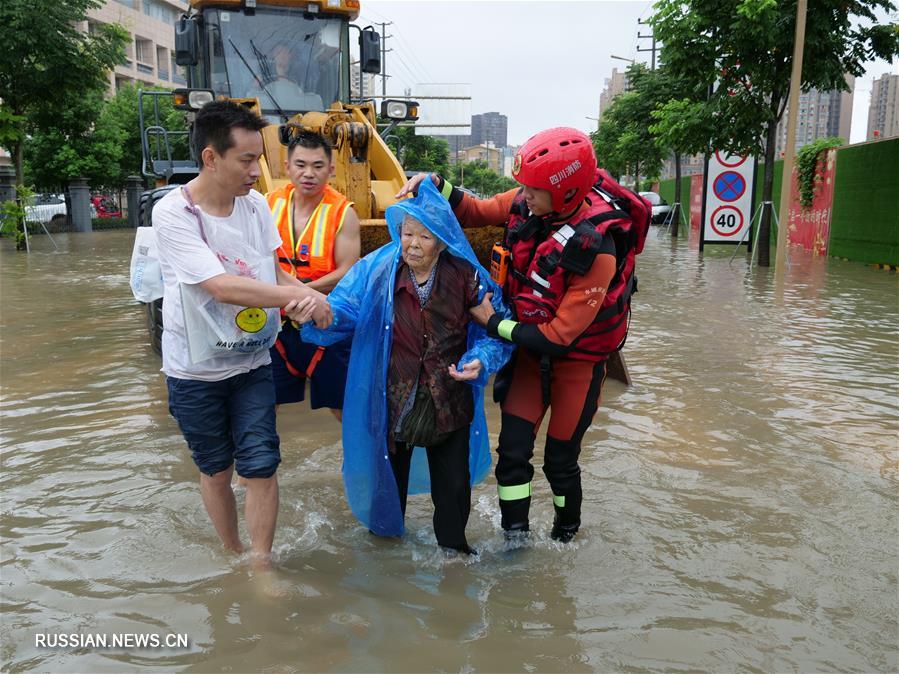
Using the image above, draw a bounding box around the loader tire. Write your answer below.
[145,298,164,357]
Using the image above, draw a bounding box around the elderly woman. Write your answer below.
[299,178,512,554]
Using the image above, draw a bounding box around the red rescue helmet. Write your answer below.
[512,127,598,213]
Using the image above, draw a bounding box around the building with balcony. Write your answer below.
[774,76,854,156]
[866,72,899,140]
[470,112,508,148]
[80,0,189,93]
[458,142,503,174]
[350,63,378,99]
[599,68,628,118]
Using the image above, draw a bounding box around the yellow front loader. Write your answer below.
[138,0,421,353]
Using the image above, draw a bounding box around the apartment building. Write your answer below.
[866,72,899,140]
[774,76,855,156]
[458,142,503,174]
[598,68,628,119]
[470,112,508,148]
[80,0,189,92]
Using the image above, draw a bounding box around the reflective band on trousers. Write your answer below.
[497,482,531,501]
[553,494,566,507]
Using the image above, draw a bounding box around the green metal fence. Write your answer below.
[830,138,899,266]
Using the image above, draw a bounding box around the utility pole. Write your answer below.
[379,21,392,97]
[636,18,658,70]
[774,0,808,280]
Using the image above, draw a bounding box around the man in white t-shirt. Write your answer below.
[153,100,331,568]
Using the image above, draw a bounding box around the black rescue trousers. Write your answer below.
[494,349,607,540]
[389,425,473,553]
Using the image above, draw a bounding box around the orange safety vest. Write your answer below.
[265,183,353,282]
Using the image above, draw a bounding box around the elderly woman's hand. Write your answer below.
[468,292,495,327]
[448,359,482,382]
[311,298,333,329]
[284,296,317,324]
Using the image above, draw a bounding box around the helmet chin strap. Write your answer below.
[544,197,585,224]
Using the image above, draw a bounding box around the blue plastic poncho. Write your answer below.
[302,177,513,536]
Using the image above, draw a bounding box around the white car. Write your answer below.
[639,191,673,225]
[25,193,67,224]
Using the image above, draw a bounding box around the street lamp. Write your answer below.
[610,54,636,64]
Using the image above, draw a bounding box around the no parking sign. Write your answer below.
[700,150,757,250]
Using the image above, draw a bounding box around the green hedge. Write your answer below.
[12,217,131,234]
[830,138,899,265]
[92,217,130,230]
[655,174,693,238]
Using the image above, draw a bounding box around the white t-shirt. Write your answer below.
[153,187,282,381]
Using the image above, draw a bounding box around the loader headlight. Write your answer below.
[381,99,419,121]
[172,88,215,111]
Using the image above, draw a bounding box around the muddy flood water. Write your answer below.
[1,228,897,673]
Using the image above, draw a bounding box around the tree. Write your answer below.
[646,69,710,237]
[591,64,667,190]
[24,88,123,191]
[449,161,517,197]
[0,0,128,185]
[93,84,189,187]
[592,113,628,180]
[385,125,450,175]
[23,84,188,192]
[652,0,899,265]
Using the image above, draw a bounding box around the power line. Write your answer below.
[389,29,435,83]
[390,53,424,90]
[358,7,434,86]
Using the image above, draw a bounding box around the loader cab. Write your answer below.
[176,4,377,122]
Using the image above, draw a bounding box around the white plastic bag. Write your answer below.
[179,240,280,364]
[129,227,164,302]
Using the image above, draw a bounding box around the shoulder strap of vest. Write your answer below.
[509,188,526,216]
[556,221,605,276]
[591,274,637,325]
[593,180,631,214]
[588,209,630,226]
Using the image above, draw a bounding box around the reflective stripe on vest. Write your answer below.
[266,184,352,281]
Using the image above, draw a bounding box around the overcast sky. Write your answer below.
[359,0,898,146]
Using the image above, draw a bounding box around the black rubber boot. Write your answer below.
[499,495,531,534]
[502,520,531,543]
[543,435,583,543]
[550,504,580,543]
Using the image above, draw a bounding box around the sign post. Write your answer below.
[700,150,757,251]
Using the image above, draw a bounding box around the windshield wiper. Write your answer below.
[250,39,274,83]
[228,38,288,119]
[301,31,318,96]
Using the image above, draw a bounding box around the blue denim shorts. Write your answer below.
[167,365,281,478]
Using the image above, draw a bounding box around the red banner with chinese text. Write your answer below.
[788,149,837,256]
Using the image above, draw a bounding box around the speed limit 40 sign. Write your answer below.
[700,150,757,249]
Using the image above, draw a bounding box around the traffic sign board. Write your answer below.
[714,151,747,168]
[702,149,756,248]
[709,205,744,237]
[712,171,746,202]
